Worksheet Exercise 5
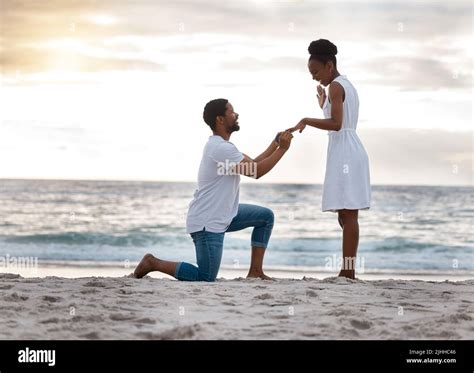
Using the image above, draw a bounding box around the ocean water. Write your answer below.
[0,179,472,274]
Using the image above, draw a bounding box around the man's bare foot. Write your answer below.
[338,269,355,280]
[246,271,274,281]
[134,253,158,278]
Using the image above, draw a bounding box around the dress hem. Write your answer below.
[322,206,370,213]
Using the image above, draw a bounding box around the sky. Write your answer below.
[0,0,472,185]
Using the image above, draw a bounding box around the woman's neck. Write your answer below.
[329,71,340,83]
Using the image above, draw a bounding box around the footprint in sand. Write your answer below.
[0,274,21,279]
[215,292,234,298]
[446,313,472,323]
[227,309,243,314]
[341,327,360,337]
[134,331,162,339]
[158,325,201,339]
[4,292,28,301]
[40,317,61,324]
[72,315,104,322]
[272,315,289,320]
[23,279,42,283]
[80,289,98,294]
[301,332,320,337]
[135,325,201,340]
[80,331,101,339]
[109,313,136,321]
[83,281,107,288]
[253,293,274,300]
[350,319,372,330]
[42,295,63,303]
[222,301,236,306]
[134,317,156,325]
[327,308,352,316]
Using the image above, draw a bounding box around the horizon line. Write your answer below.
[0,177,472,188]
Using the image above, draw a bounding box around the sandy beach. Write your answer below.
[0,271,472,340]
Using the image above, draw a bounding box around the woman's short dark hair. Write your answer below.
[308,39,337,67]
[203,98,228,130]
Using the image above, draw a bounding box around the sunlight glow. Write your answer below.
[88,15,117,26]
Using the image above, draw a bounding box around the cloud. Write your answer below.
[361,56,471,91]
[0,47,166,74]
[220,56,304,71]
[358,128,473,186]
[1,0,472,82]
[0,0,472,184]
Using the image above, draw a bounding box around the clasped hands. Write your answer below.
[273,118,308,150]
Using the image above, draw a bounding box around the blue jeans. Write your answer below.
[175,204,274,282]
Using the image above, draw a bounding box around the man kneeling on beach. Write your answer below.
[134,98,293,281]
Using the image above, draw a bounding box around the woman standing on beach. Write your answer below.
[288,39,371,279]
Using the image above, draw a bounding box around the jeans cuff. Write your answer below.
[175,262,182,278]
[251,241,267,249]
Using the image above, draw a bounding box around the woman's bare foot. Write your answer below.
[247,270,274,281]
[338,269,355,280]
[134,253,158,278]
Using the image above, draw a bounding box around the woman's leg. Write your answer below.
[226,204,274,279]
[134,230,224,282]
[337,209,359,279]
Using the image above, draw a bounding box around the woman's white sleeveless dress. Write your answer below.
[321,75,371,212]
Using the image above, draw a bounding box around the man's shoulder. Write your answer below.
[209,138,239,152]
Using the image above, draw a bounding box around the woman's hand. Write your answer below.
[317,85,326,109]
[287,119,307,134]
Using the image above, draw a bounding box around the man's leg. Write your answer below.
[186,230,224,281]
[226,204,274,280]
[134,254,179,278]
[247,246,272,280]
[134,230,224,282]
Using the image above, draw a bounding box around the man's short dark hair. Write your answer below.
[203,98,228,131]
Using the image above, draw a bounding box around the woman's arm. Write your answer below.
[317,85,326,109]
[290,82,344,133]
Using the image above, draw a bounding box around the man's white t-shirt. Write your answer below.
[186,135,244,234]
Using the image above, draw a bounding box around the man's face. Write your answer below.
[219,103,240,133]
